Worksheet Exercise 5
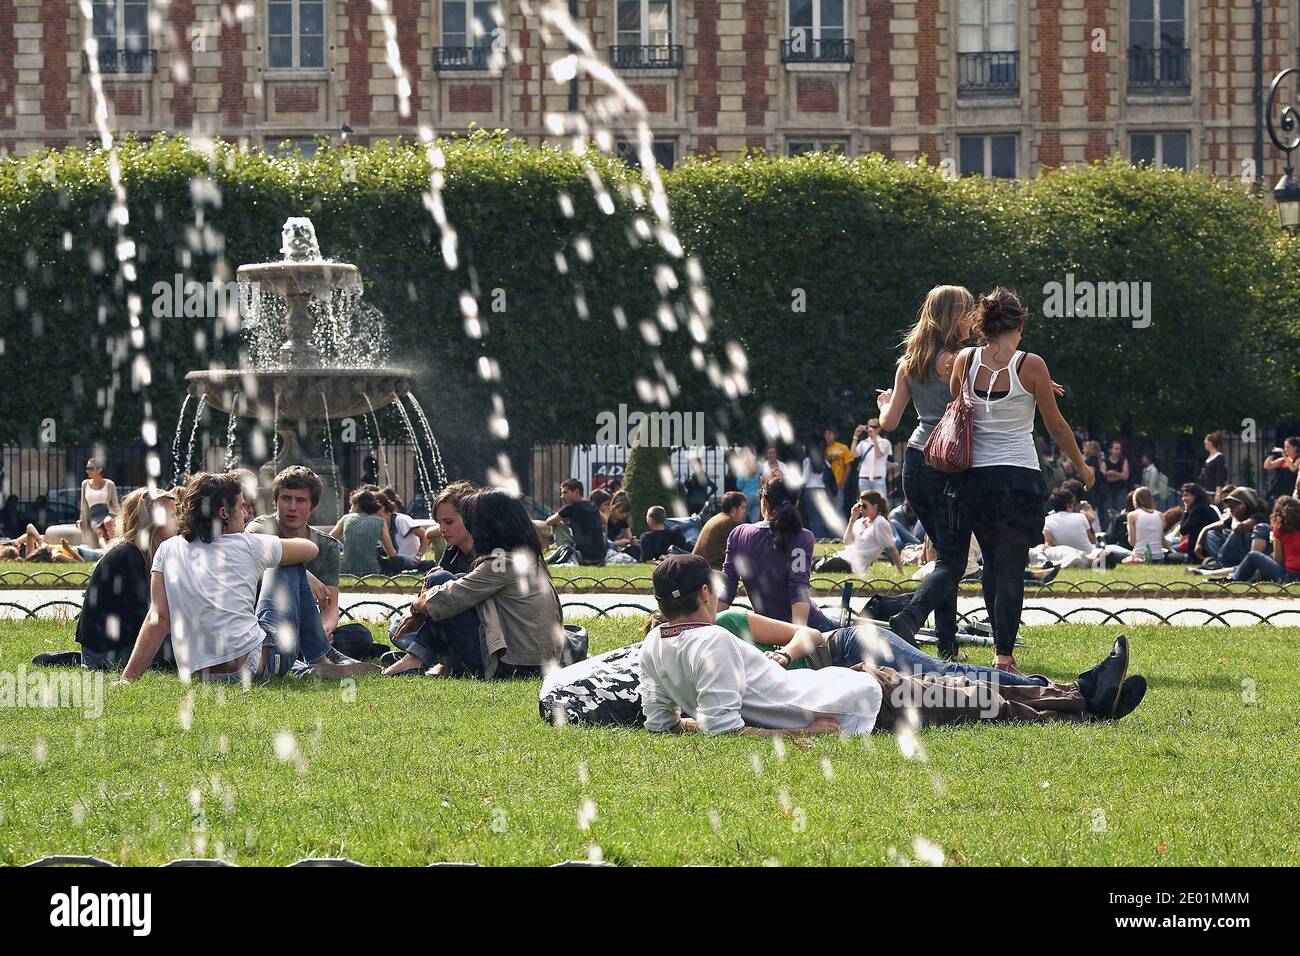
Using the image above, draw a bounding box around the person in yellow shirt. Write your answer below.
[822,428,852,490]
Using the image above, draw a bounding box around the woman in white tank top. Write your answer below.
[949,289,1095,673]
[1124,486,1168,562]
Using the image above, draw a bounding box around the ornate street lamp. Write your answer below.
[1266,69,1300,228]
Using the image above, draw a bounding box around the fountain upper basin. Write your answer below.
[185,367,412,420]
[237,260,362,298]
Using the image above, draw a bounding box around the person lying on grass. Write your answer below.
[640,554,1147,737]
[117,472,377,685]
[713,606,1144,699]
[649,605,1132,694]
[381,489,564,678]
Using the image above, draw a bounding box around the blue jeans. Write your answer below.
[891,518,921,549]
[1232,551,1300,583]
[394,568,487,675]
[256,563,332,676]
[829,625,1050,686]
[665,514,703,546]
[859,477,888,497]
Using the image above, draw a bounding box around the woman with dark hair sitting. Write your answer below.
[1175,483,1219,560]
[718,470,834,631]
[329,486,397,578]
[429,480,478,575]
[1231,495,1300,582]
[381,489,565,678]
[32,487,180,670]
[604,490,641,559]
[374,489,438,574]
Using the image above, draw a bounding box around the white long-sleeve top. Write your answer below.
[639,622,882,736]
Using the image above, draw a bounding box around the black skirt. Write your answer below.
[951,466,1047,543]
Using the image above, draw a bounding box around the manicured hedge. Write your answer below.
[1,134,1296,482]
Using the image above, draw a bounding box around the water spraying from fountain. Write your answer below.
[183,217,423,521]
[182,400,205,483]
[171,394,192,486]
[222,394,241,471]
[406,395,447,489]
[362,394,391,489]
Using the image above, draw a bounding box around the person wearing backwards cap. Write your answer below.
[639,554,1147,736]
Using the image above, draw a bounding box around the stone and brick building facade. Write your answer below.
[0,0,1295,182]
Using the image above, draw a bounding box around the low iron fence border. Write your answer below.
[4,599,1300,628]
[4,570,1300,599]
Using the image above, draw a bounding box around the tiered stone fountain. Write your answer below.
[184,218,412,522]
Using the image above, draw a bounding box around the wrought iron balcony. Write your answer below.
[780,37,855,64]
[610,44,683,69]
[1128,46,1191,90]
[957,51,1019,96]
[433,46,494,72]
[80,48,158,75]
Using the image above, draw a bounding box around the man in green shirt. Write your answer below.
[246,466,342,638]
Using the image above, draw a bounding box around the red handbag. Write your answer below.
[923,351,975,474]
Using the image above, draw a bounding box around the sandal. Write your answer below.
[385,663,430,677]
[994,656,1025,676]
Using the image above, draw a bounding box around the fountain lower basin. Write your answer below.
[185,367,412,421]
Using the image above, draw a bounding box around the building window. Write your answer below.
[611,0,681,68]
[616,138,677,169]
[268,0,325,70]
[1130,132,1189,170]
[1128,0,1189,90]
[435,1,503,70]
[781,0,854,62]
[957,0,1018,95]
[87,1,156,74]
[959,134,1017,178]
[787,138,849,156]
[268,136,323,159]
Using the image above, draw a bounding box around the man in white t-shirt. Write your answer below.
[1041,490,1105,568]
[118,472,377,684]
[1043,490,1096,551]
[641,555,882,736]
[641,555,1146,734]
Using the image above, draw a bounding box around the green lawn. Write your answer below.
[1,618,1295,866]
[2,558,1297,597]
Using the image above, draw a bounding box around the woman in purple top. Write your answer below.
[718,471,835,631]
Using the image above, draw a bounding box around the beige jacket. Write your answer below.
[421,557,564,677]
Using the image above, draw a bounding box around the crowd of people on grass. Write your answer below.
[30,465,565,683]
[21,281,1172,738]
